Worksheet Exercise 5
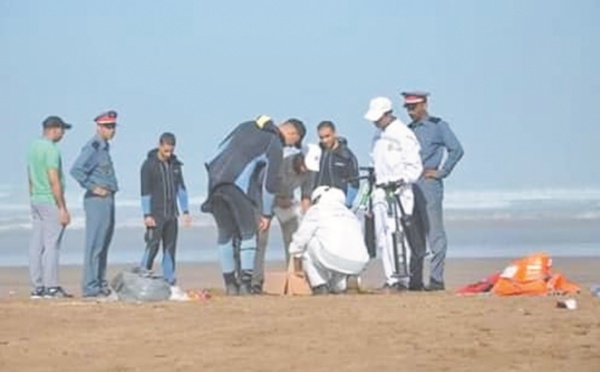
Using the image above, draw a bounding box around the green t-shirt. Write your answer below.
[27,137,64,204]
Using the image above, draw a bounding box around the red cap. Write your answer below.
[94,110,118,125]
[401,91,429,105]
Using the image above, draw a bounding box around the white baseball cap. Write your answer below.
[303,143,321,172]
[364,96,393,122]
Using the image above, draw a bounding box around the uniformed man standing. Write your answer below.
[364,97,424,292]
[70,111,119,298]
[402,92,464,291]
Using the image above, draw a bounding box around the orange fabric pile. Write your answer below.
[457,253,580,296]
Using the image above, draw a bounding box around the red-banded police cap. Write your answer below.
[94,110,118,125]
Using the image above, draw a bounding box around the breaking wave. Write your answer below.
[1,188,599,231]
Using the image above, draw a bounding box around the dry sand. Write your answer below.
[0,257,599,372]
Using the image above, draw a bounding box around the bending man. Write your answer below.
[202,116,305,295]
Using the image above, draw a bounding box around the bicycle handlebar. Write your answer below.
[375,180,406,191]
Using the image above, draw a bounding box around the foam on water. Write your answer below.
[0,213,217,231]
[1,187,599,231]
[0,188,216,231]
[445,187,600,210]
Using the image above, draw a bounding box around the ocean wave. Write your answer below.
[1,207,598,233]
[2,188,599,212]
[574,211,600,220]
[445,187,600,210]
[0,194,208,211]
[0,193,208,215]
[1,188,599,232]
[0,213,217,232]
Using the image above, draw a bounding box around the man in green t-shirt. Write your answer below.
[27,116,73,299]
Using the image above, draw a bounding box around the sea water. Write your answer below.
[0,187,599,267]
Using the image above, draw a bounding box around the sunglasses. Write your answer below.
[404,103,419,111]
[101,123,117,130]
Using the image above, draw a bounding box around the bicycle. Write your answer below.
[352,167,427,281]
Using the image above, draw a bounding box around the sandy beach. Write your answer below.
[0,257,599,372]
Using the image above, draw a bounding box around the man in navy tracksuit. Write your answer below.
[140,132,190,299]
[202,116,305,295]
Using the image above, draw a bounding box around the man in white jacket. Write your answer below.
[288,186,370,295]
[364,96,424,293]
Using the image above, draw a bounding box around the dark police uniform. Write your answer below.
[70,111,119,297]
[403,92,464,290]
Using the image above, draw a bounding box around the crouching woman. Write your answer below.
[288,186,370,295]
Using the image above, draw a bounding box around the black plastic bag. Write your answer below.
[111,267,171,302]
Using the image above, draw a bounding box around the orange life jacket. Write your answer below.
[491,253,580,296]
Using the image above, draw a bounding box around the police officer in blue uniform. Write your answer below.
[402,92,464,291]
[70,111,119,298]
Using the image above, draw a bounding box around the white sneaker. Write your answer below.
[346,275,362,292]
[169,286,189,301]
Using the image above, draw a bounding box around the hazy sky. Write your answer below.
[2,0,599,203]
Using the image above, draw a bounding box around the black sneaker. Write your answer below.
[238,271,253,296]
[225,283,239,296]
[238,282,252,296]
[223,272,240,296]
[312,284,329,295]
[238,270,254,296]
[409,282,425,291]
[425,280,445,292]
[376,282,405,294]
[44,286,74,299]
[30,286,45,299]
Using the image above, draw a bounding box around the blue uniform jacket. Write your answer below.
[70,135,119,192]
[408,116,464,179]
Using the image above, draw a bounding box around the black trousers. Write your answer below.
[141,217,179,285]
[408,185,428,288]
[203,184,259,277]
[206,185,258,244]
